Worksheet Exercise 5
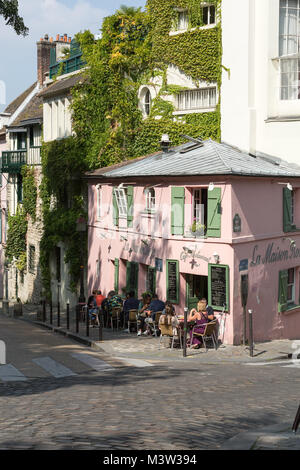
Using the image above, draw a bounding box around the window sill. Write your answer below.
[169,24,216,36]
[173,107,216,116]
[265,116,300,123]
[281,304,300,316]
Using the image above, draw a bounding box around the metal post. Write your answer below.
[243,305,247,346]
[98,311,103,342]
[57,301,60,327]
[66,303,70,330]
[50,301,53,325]
[248,309,254,357]
[183,307,188,358]
[76,304,79,334]
[86,304,89,337]
[42,300,46,323]
[292,404,300,433]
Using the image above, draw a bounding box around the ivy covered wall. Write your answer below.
[39,1,223,296]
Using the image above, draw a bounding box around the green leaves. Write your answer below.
[5,206,28,267]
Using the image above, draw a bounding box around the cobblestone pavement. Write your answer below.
[0,314,300,450]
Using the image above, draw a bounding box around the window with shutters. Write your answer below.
[126,261,138,297]
[278,268,299,311]
[113,187,134,227]
[283,187,300,232]
[145,187,155,212]
[192,188,207,235]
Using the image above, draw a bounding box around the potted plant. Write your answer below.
[190,219,206,238]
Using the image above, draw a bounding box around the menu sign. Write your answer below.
[167,260,179,303]
[209,265,229,311]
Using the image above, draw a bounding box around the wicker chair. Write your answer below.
[159,323,182,349]
[110,307,122,331]
[128,309,138,333]
[190,321,218,352]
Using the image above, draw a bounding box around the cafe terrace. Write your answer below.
[85,138,300,345]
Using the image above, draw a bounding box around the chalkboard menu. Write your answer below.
[209,265,229,311]
[167,260,179,304]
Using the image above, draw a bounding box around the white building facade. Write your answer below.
[221,0,300,164]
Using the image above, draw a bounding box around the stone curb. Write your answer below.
[220,423,293,450]
[13,315,294,365]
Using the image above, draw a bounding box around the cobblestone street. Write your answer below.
[0,314,300,450]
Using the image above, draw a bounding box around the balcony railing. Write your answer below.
[1,147,41,173]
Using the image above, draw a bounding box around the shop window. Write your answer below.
[279,0,300,100]
[28,245,36,274]
[177,88,216,111]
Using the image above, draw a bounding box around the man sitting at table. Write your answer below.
[147,294,165,321]
[123,291,140,332]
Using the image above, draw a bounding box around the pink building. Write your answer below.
[86,138,300,345]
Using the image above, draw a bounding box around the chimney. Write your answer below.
[37,33,55,87]
[64,34,68,42]
[160,134,171,153]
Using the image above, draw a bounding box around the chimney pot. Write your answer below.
[50,37,53,42]
[60,36,64,41]
[44,34,49,41]
[160,134,171,153]
[56,34,59,41]
[68,37,71,43]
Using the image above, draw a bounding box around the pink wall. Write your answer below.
[87,175,300,345]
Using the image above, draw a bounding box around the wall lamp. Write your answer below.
[283,237,296,248]
[208,182,215,192]
[213,252,220,264]
[183,246,193,254]
[278,182,293,191]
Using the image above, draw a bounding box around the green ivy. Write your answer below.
[21,165,37,222]
[5,206,28,272]
[40,137,87,297]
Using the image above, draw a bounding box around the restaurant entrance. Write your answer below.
[186,274,208,311]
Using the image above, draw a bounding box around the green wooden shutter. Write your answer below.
[126,261,139,297]
[113,188,119,226]
[114,259,119,293]
[278,269,288,312]
[171,187,185,235]
[283,187,292,232]
[207,187,221,238]
[127,186,134,228]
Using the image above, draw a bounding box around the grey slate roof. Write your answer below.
[88,139,300,179]
[38,72,85,99]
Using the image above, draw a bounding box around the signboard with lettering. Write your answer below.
[208,264,229,312]
[166,260,179,304]
[239,259,248,271]
[155,258,163,272]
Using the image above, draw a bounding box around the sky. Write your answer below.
[0,0,146,112]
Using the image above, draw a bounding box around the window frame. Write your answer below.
[145,187,156,212]
[176,87,217,113]
[113,187,128,218]
[287,267,295,304]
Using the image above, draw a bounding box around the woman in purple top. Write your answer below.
[188,299,215,349]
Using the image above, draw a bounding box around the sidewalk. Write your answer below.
[221,423,300,450]
[3,301,297,364]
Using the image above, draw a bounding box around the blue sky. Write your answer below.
[0,0,145,111]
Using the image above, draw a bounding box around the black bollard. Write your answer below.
[57,301,60,327]
[292,405,300,433]
[183,307,188,358]
[50,301,53,325]
[66,303,70,330]
[76,304,79,334]
[248,309,254,357]
[42,300,46,323]
[86,305,89,337]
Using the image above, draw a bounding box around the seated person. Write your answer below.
[137,293,152,336]
[123,291,140,332]
[188,300,215,349]
[146,294,165,321]
[95,290,105,308]
[107,290,123,325]
[159,301,179,336]
[87,290,99,326]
